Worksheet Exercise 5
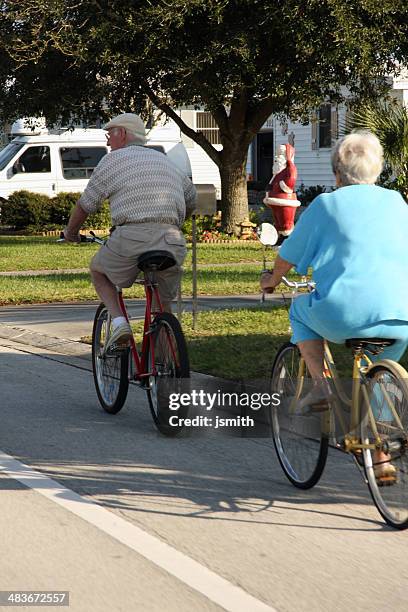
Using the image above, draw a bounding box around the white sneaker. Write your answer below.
[106,322,132,350]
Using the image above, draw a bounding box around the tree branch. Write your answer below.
[246,96,286,136]
[229,87,248,134]
[142,81,222,167]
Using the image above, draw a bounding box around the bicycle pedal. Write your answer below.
[107,343,129,354]
[304,402,330,415]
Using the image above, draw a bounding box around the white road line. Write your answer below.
[0,451,276,612]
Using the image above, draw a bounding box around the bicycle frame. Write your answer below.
[79,232,180,385]
[278,275,402,455]
[118,272,165,383]
[98,270,164,384]
[290,342,403,455]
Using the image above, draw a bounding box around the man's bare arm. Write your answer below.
[63,202,89,242]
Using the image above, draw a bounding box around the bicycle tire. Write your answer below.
[270,342,329,489]
[92,303,129,414]
[147,312,190,436]
[361,360,408,529]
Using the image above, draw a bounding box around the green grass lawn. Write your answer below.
[182,309,408,379]
[0,264,308,305]
[83,306,408,379]
[0,235,268,271]
[172,307,291,379]
[129,306,388,380]
[4,236,406,382]
[0,236,99,271]
[0,263,293,305]
[0,236,279,305]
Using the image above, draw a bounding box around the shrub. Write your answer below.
[0,190,112,231]
[376,164,407,200]
[50,192,111,229]
[249,206,270,226]
[297,184,331,206]
[83,200,112,229]
[1,190,52,229]
[182,215,217,242]
[50,192,80,226]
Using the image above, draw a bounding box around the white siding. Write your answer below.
[184,144,222,199]
[246,150,252,176]
[178,109,222,198]
[272,118,336,189]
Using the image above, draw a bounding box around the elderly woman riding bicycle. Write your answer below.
[261,130,408,445]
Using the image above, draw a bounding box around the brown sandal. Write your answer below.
[373,453,397,486]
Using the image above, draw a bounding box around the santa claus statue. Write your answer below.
[263,143,300,237]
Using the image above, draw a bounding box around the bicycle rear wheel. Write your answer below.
[270,342,329,489]
[147,312,190,436]
[92,303,129,414]
[361,361,408,529]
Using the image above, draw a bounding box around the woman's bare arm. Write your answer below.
[260,255,294,293]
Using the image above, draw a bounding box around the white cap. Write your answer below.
[104,113,146,144]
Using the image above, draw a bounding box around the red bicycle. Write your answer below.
[60,231,190,436]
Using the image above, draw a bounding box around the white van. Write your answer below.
[0,121,192,201]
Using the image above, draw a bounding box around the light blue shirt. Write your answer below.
[279,184,408,327]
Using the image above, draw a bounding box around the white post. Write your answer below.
[192,214,198,330]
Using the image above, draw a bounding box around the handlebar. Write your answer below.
[281,275,315,290]
[262,270,315,291]
[57,230,106,245]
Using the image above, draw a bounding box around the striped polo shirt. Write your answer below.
[79,143,197,227]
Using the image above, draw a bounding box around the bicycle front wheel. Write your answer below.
[270,342,328,489]
[147,312,190,436]
[92,303,129,414]
[361,361,408,529]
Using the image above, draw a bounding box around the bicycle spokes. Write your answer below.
[361,364,408,528]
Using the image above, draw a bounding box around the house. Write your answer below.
[172,105,339,198]
[177,74,408,198]
[2,74,406,199]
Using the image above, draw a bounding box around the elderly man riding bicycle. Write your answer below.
[64,113,196,349]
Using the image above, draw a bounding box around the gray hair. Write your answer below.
[109,126,145,145]
[331,131,383,186]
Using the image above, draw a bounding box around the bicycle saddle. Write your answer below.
[137,250,176,271]
[345,338,396,353]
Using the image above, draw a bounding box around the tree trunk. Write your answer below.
[220,155,249,235]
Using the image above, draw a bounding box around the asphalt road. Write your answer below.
[1,331,408,612]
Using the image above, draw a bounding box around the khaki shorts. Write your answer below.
[90,223,187,302]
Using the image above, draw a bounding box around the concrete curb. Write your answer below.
[0,322,218,385]
[0,323,91,358]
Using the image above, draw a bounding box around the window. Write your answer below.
[60,147,107,179]
[15,146,51,173]
[0,142,24,171]
[318,103,332,148]
[196,112,221,145]
[311,104,338,150]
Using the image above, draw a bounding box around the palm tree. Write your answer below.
[350,98,408,200]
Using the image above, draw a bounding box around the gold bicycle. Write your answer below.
[270,276,408,529]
